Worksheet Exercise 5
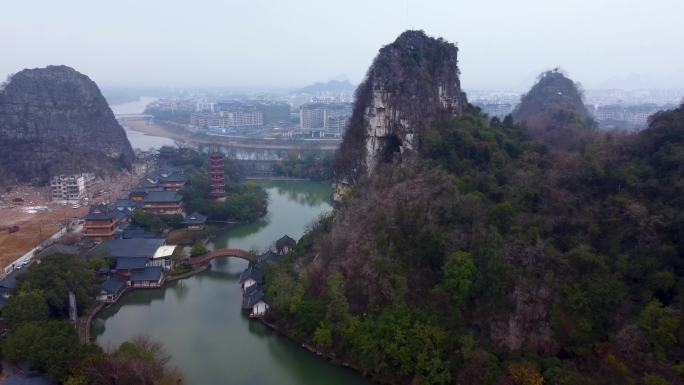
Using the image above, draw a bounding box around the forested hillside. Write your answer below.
[263,31,684,385]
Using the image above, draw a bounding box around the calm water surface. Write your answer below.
[92,181,372,385]
[110,97,176,151]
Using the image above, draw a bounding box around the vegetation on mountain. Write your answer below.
[512,69,597,148]
[264,31,684,384]
[273,151,334,180]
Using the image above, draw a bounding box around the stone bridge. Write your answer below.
[190,248,254,266]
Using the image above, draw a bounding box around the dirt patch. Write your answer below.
[0,171,142,270]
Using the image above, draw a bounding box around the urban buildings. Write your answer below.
[50,173,95,203]
[191,101,264,133]
[299,102,353,131]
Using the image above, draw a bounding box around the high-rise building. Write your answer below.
[300,103,326,129]
[299,103,352,131]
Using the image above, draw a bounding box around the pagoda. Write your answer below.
[208,151,226,199]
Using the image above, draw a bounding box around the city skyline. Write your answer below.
[1,0,683,90]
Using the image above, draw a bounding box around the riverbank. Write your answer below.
[91,180,365,385]
[81,263,211,343]
[123,117,341,150]
[245,176,310,181]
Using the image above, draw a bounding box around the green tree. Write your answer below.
[2,291,49,329]
[2,321,84,381]
[443,251,477,311]
[325,272,351,331]
[313,323,333,348]
[18,254,97,318]
[190,243,208,257]
[638,300,681,354]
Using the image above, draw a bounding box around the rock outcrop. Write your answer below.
[512,69,595,132]
[332,30,467,201]
[0,65,134,184]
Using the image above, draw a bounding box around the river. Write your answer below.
[91,180,372,385]
[110,97,177,151]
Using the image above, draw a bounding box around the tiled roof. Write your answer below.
[115,257,148,270]
[182,212,207,225]
[35,244,78,259]
[83,204,115,221]
[246,290,265,307]
[143,191,182,204]
[114,199,137,209]
[101,276,126,294]
[130,266,164,282]
[239,265,262,284]
[275,234,296,249]
[0,268,29,291]
[137,178,159,189]
[257,250,280,265]
[159,173,187,183]
[90,238,165,259]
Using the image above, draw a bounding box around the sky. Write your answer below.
[1,0,683,91]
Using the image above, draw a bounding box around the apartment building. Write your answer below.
[50,173,95,203]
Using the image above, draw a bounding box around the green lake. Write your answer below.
[91,180,373,385]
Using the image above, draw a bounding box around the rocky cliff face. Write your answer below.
[332,30,467,201]
[512,69,594,132]
[0,65,134,184]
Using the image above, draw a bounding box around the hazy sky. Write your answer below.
[1,0,683,90]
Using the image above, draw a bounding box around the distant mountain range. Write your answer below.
[294,79,356,94]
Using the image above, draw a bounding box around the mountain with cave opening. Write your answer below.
[263,30,684,385]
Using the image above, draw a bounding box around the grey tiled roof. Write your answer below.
[115,257,148,270]
[90,238,165,259]
[182,212,207,225]
[143,191,182,204]
[130,266,163,282]
[239,265,262,284]
[101,276,126,294]
[257,250,280,265]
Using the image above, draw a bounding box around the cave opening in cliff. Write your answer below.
[381,133,403,163]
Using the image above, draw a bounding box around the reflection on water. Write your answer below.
[92,181,371,385]
[273,181,331,207]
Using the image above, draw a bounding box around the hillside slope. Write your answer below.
[512,69,594,130]
[0,65,134,184]
[265,33,684,385]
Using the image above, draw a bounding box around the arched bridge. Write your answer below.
[190,248,254,266]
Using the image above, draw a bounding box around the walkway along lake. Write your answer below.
[91,180,374,385]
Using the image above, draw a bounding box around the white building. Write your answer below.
[300,103,352,131]
[50,173,95,203]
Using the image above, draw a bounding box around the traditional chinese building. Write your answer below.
[208,152,226,199]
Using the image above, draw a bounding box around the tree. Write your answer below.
[443,251,477,311]
[2,291,49,329]
[638,300,681,355]
[313,323,333,348]
[325,272,351,331]
[190,243,208,257]
[2,321,85,381]
[18,254,97,317]
[82,335,182,385]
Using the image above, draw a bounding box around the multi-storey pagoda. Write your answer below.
[208,152,226,199]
